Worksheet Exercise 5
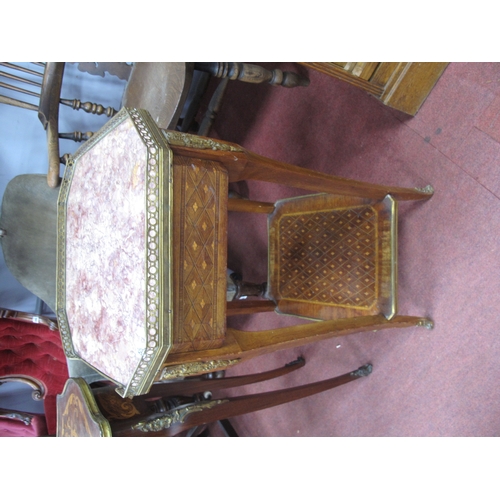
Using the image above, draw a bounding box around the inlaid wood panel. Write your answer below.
[275,205,378,309]
[171,156,228,353]
[268,194,397,321]
[57,378,111,437]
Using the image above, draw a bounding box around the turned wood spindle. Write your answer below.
[194,63,310,88]
[60,98,117,117]
[59,131,94,143]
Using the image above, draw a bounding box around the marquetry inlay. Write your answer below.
[57,378,111,437]
[276,205,378,309]
[95,392,141,421]
[172,157,228,353]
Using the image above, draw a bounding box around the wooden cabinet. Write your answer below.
[301,62,449,115]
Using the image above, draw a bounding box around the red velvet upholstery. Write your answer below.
[0,409,48,437]
[0,318,68,435]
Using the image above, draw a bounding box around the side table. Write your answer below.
[57,107,433,400]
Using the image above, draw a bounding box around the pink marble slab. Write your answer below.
[65,117,148,386]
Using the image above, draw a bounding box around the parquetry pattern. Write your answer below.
[276,206,378,309]
[173,159,226,352]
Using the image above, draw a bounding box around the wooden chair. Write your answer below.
[76,62,309,136]
[0,62,188,189]
[0,62,118,188]
[0,62,308,189]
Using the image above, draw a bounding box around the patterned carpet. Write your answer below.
[204,62,500,437]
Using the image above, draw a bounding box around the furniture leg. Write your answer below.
[228,197,274,213]
[194,63,309,88]
[179,70,211,133]
[235,151,434,202]
[197,78,229,136]
[159,315,433,370]
[231,315,434,358]
[164,139,433,202]
[122,363,372,436]
[227,299,276,315]
[142,356,306,400]
[228,272,267,300]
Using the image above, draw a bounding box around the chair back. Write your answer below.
[0,174,58,312]
[0,62,47,111]
[0,314,68,435]
[0,62,118,187]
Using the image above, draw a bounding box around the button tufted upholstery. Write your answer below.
[0,318,68,435]
[0,410,48,437]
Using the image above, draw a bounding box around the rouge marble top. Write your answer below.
[57,108,172,397]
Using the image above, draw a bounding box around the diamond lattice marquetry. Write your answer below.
[277,206,378,309]
[173,159,226,352]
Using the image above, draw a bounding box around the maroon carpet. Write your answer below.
[203,62,500,436]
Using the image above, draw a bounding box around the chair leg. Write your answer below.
[194,63,309,88]
[197,78,229,136]
[126,364,372,436]
[179,70,211,133]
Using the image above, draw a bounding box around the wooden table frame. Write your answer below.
[56,107,433,398]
